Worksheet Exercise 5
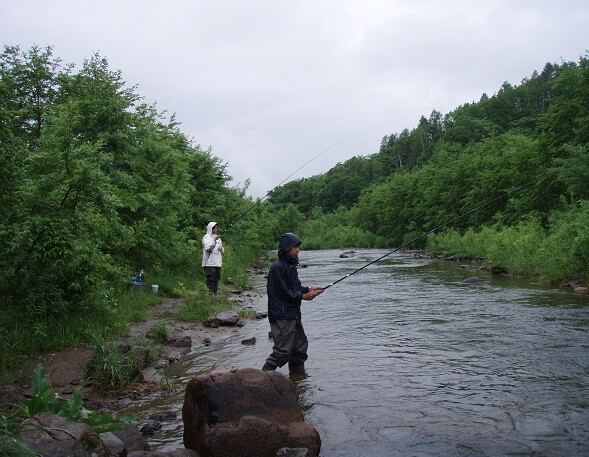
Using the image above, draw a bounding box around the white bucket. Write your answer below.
[152,284,159,293]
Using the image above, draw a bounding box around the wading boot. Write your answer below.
[288,362,305,374]
[262,361,276,371]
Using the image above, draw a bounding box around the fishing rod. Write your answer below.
[323,179,536,290]
[221,142,341,234]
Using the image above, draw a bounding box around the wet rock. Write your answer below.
[203,317,219,328]
[140,420,162,437]
[241,337,256,345]
[111,424,150,452]
[168,335,192,348]
[100,431,126,456]
[339,250,356,258]
[128,450,199,457]
[128,452,168,457]
[171,449,201,456]
[17,412,112,457]
[491,266,508,275]
[149,410,177,422]
[203,337,211,346]
[130,367,145,383]
[277,448,318,457]
[183,368,321,457]
[215,310,240,326]
[460,277,482,284]
[256,311,268,319]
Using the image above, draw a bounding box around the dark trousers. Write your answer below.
[204,266,221,294]
[265,319,308,368]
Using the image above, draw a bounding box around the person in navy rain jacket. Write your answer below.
[262,232,324,373]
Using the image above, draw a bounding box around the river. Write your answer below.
[132,249,589,456]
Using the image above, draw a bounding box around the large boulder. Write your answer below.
[182,368,320,457]
[17,412,114,457]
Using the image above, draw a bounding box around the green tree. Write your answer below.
[0,45,64,147]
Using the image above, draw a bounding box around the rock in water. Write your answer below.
[182,367,321,457]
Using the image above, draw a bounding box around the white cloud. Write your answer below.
[1,0,587,197]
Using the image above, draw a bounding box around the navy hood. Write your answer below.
[277,232,302,259]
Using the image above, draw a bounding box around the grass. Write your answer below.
[427,203,589,284]
[85,330,156,391]
[0,286,161,384]
[177,282,235,322]
[147,323,168,344]
[0,240,270,384]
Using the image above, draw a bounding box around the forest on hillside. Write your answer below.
[1,45,587,377]
[268,55,588,282]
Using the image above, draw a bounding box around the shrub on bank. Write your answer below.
[427,201,589,282]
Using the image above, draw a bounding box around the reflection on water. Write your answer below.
[127,249,589,456]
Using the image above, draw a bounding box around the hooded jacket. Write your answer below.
[202,221,224,267]
[267,232,309,323]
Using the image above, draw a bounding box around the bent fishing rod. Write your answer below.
[323,179,537,290]
[221,142,341,235]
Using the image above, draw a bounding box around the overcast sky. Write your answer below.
[2,1,587,197]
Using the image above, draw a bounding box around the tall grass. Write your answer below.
[221,238,268,289]
[0,285,160,383]
[177,282,234,321]
[427,201,589,283]
[0,231,270,383]
[85,330,154,391]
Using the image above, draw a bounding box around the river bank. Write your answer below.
[0,287,266,437]
[2,249,588,456]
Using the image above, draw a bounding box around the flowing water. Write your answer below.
[128,249,589,456]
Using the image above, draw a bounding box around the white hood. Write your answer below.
[202,221,223,267]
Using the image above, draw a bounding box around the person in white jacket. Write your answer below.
[202,221,224,294]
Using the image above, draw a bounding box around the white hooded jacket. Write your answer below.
[202,221,224,267]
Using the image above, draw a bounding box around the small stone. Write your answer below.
[241,337,256,345]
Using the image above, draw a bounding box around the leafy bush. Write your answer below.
[427,200,589,282]
[0,364,137,457]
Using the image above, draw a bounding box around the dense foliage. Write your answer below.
[269,55,588,282]
[0,46,274,378]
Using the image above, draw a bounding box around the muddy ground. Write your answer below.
[10,289,265,410]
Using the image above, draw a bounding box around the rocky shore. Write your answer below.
[0,288,270,456]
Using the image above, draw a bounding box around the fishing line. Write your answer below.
[323,179,537,290]
[221,142,341,234]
